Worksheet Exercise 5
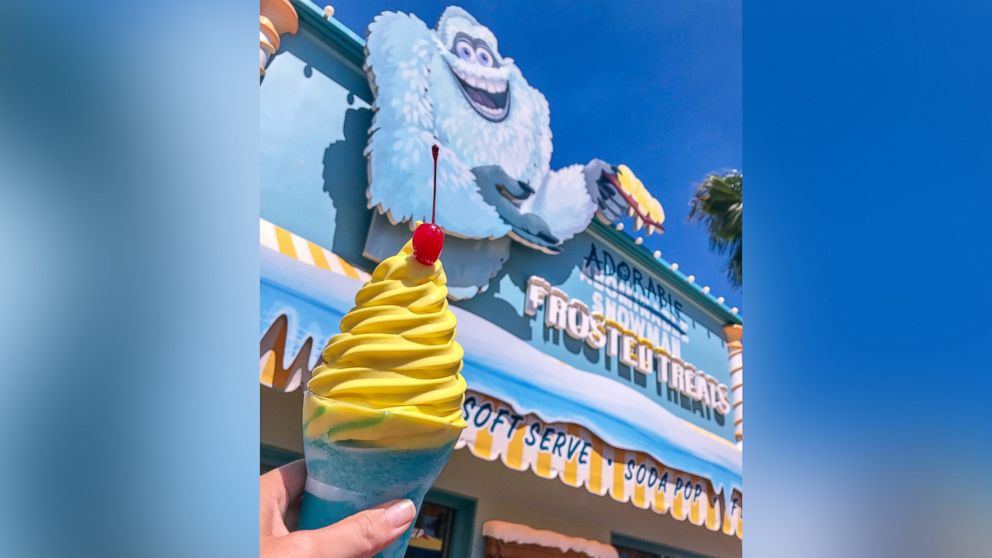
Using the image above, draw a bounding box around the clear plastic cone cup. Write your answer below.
[299,394,457,558]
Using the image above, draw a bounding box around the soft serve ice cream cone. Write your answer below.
[298,229,466,557]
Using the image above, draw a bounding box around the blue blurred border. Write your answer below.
[0,1,259,556]
[745,1,992,556]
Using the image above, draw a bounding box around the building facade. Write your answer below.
[259,2,743,557]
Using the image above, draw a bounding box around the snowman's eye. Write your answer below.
[476,47,493,68]
[455,39,475,63]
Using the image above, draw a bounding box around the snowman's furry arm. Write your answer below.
[364,12,508,239]
[518,83,597,242]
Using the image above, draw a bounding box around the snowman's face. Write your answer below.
[441,24,511,122]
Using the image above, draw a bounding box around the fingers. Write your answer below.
[496,178,530,200]
[595,175,627,222]
[262,459,308,509]
[507,229,562,255]
[291,499,417,558]
[260,460,307,537]
[284,493,303,532]
[472,165,531,201]
[495,180,531,200]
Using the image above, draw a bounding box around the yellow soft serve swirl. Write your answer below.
[304,239,466,449]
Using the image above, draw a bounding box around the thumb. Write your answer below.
[293,499,417,558]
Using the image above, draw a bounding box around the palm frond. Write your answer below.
[688,172,743,289]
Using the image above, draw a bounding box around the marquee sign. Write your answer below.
[459,390,742,538]
[524,275,733,417]
[479,230,741,442]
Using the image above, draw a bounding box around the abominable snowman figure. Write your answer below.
[365,7,662,298]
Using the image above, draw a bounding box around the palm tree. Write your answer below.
[689,171,742,289]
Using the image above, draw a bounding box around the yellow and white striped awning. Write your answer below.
[459,391,742,538]
[260,218,371,282]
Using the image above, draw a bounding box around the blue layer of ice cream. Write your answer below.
[298,437,456,557]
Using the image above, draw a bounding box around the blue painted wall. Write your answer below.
[261,26,375,268]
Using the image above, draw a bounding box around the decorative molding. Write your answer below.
[723,324,743,444]
[260,0,299,77]
[484,520,618,558]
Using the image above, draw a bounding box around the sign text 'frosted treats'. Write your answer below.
[525,276,732,415]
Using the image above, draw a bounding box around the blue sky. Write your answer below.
[334,0,742,309]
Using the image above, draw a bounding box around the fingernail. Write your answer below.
[384,499,416,528]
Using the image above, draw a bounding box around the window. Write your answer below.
[407,501,454,558]
[616,545,661,558]
[612,534,715,558]
[260,445,300,474]
[408,489,476,558]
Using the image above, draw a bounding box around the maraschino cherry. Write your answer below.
[412,144,445,265]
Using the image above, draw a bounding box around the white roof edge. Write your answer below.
[483,520,619,558]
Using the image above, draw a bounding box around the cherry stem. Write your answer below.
[431,144,439,224]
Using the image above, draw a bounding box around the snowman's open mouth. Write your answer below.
[448,63,510,122]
